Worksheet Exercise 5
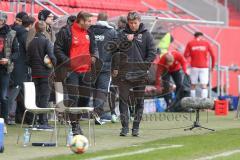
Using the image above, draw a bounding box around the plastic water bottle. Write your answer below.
[0,118,4,153]
[23,128,30,147]
[66,128,73,147]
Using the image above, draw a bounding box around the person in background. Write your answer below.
[157,32,173,56]
[117,16,127,32]
[26,9,55,48]
[109,16,127,123]
[0,11,19,133]
[154,52,187,110]
[66,15,77,26]
[89,12,118,125]
[11,11,28,30]
[184,32,215,98]
[27,21,56,130]
[8,15,35,125]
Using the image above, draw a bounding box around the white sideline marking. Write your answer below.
[86,144,183,160]
[194,149,240,160]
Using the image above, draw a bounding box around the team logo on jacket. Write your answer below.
[95,35,105,41]
[136,34,142,42]
[86,35,90,40]
[73,36,79,44]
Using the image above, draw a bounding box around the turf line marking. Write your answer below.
[194,149,240,160]
[86,144,183,160]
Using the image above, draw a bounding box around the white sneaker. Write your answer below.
[111,114,118,123]
[4,124,7,134]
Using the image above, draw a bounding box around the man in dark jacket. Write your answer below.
[8,15,35,125]
[54,11,98,135]
[27,21,56,130]
[0,11,19,132]
[89,12,118,125]
[11,11,28,30]
[113,11,156,136]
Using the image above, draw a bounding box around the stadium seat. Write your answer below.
[17,82,58,147]
[54,82,96,146]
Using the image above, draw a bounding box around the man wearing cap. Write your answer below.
[0,11,19,132]
[26,9,55,48]
[11,11,28,30]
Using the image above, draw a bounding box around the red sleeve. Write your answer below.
[175,52,187,74]
[155,57,165,88]
[184,42,191,58]
[208,43,216,69]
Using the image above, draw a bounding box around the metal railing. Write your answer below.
[11,0,69,18]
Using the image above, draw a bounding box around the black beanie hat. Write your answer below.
[38,9,52,21]
[16,11,28,20]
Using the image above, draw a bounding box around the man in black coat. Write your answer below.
[27,21,56,129]
[113,11,156,136]
[9,15,35,125]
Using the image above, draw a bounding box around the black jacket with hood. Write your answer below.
[89,21,118,72]
[117,23,156,75]
[11,25,29,85]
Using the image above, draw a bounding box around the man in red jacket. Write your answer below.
[184,32,215,98]
[55,11,98,136]
[155,51,187,108]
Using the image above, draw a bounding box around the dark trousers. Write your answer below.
[8,85,21,116]
[0,69,10,122]
[66,72,91,122]
[109,83,117,115]
[162,70,183,107]
[93,71,110,116]
[118,80,145,129]
[33,78,51,125]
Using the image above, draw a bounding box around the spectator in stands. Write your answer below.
[154,51,187,111]
[0,11,19,132]
[54,11,98,135]
[11,11,28,30]
[184,32,215,98]
[113,11,156,136]
[26,9,55,48]
[27,21,56,130]
[8,15,35,125]
[89,12,118,125]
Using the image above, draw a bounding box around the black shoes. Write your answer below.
[119,128,140,137]
[132,128,139,137]
[71,122,83,136]
[119,127,129,136]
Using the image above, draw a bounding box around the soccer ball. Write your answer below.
[70,135,89,154]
